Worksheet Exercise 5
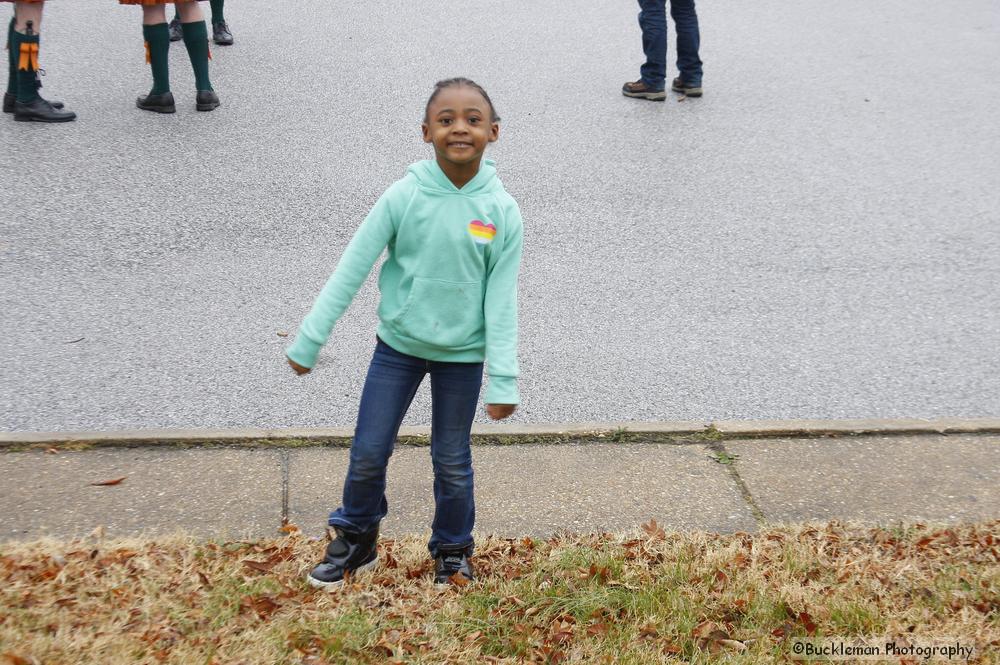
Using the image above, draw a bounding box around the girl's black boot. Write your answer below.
[307,525,379,588]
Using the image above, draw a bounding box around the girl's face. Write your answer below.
[422,86,499,168]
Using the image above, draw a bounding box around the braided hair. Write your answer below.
[424,78,500,123]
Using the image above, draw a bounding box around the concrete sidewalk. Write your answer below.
[1,433,997,542]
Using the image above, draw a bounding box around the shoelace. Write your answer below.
[443,555,464,568]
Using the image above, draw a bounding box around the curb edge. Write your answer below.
[1,418,999,450]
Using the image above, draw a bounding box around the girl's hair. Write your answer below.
[424,78,500,123]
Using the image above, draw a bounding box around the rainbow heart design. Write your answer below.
[468,219,497,245]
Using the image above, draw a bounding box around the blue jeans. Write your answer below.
[328,338,483,556]
[638,0,703,89]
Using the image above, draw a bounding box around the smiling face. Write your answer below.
[422,85,500,170]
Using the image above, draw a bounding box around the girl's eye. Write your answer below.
[440,118,452,125]
[469,117,480,124]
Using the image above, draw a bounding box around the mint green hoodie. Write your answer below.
[286,159,523,405]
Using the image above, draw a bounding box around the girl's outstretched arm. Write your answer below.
[285,184,408,371]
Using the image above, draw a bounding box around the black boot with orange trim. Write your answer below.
[6,16,60,112]
[10,19,73,121]
[5,15,63,112]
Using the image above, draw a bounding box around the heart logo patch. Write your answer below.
[468,219,497,245]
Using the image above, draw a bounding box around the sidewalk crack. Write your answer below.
[280,449,290,528]
[708,442,767,527]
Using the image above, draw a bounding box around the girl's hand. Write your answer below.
[486,404,516,420]
[287,357,311,375]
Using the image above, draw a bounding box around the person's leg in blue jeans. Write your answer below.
[669,0,703,87]
[426,358,483,556]
[637,0,667,90]
[328,340,425,532]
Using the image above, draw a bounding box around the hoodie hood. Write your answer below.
[407,159,501,196]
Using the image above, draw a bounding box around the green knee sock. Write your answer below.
[210,0,225,24]
[143,22,171,95]
[11,29,40,103]
[6,17,16,96]
[180,21,213,91]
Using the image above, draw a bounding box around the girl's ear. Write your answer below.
[421,122,432,143]
[489,121,500,143]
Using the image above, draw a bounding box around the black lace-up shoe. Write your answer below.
[196,90,220,111]
[168,17,183,42]
[136,91,176,113]
[434,546,474,586]
[671,77,703,97]
[5,72,66,113]
[212,21,234,46]
[4,91,63,113]
[13,97,76,122]
[307,526,379,589]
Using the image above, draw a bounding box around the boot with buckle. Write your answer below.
[307,525,380,588]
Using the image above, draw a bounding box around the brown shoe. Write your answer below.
[671,77,703,97]
[622,79,666,101]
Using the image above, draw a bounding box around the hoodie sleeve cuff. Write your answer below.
[285,334,323,369]
[484,375,519,405]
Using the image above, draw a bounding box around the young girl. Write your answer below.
[286,78,522,588]
[118,0,219,113]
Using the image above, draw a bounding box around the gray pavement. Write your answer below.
[728,435,999,523]
[2,0,1000,432]
[1,434,996,542]
[0,448,282,540]
[289,443,758,538]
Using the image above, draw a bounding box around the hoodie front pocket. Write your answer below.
[392,277,484,348]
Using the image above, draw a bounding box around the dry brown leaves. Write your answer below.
[3,654,40,665]
[0,522,996,664]
[692,619,748,653]
[89,477,126,487]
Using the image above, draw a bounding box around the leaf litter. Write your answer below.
[89,477,126,487]
[0,521,996,664]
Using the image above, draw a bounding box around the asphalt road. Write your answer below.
[2,0,998,431]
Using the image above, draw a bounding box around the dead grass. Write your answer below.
[1,521,997,664]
